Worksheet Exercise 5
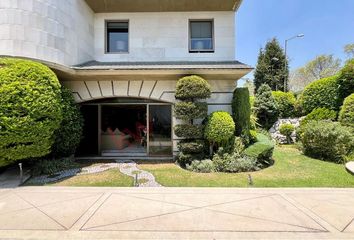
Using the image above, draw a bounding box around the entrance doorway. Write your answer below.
[78,98,173,157]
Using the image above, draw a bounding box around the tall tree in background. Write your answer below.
[344,43,354,60]
[254,38,289,92]
[289,55,341,92]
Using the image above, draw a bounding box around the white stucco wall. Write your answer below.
[0,0,94,66]
[94,12,236,62]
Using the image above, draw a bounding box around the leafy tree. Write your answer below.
[254,84,279,129]
[344,43,354,59]
[289,55,341,91]
[337,59,354,104]
[254,38,289,92]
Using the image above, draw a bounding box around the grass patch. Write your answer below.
[139,145,354,187]
[49,169,134,187]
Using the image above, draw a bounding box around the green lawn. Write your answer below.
[139,145,354,187]
[49,169,134,187]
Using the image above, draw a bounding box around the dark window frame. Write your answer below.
[189,19,215,53]
[105,20,129,54]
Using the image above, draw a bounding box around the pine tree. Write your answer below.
[254,38,289,92]
[254,84,279,129]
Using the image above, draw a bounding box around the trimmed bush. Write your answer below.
[232,88,251,137]
[52,87,84,157]
[174,124,203,139]
[178,140,205,154]
[301,121,354,163]
[272,91,296,118]
[339,93,354,128]
[254,84,278,129]
[243,133,274,164]
[175,75,211,100]
[279,123,295,144]
[0,58,62,167]
[338,59,354,104]
[174,102,208,121]
[186,160,215,173]
[204,111,235,147]
[177,152,204,167]
[300,76,340,114]
[301,108,337,127]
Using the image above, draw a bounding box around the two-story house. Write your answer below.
[0,0,252,158]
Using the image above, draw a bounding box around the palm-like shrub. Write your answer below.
[0,58,62,167]
[339,93,354,128]
[254,84,278,129]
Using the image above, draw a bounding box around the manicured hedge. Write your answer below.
[301,108,337,126]
[272,91,296,118]
[301,121,354,163]
[174,102,208,121]
[178,140,205,154]
[339,93,354,128]
[175,75,211,100]
[204,111,235,146]
[243,133,274,163]
[232,88,251,137]
[52,87,84,157]
[174,124,203,139]
[0,58,62,167]
[300,76,340,114]
[338,59,354,104]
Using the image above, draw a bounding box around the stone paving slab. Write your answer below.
[0,187,353,239]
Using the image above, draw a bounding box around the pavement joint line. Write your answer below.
[13,192,67,230]
[83,193,279,231]
[341,218,354,232]
[78,192,112,231]
[279,193,333,233]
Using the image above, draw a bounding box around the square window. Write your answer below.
[106,21,129,53]
[189,20,214,52]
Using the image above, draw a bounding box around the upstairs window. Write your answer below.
[106,21,129,53]
[189,20,214,53]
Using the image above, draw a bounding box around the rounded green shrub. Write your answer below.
[339,93,354,128]
[301,121,354,163]
[52,87,84,157]
[175,75,211,100]
[232,88,251,137]
[300,76,340,114]
[204,111,235,146]
[272,91,296,118]
[0,58,62,167]
[177,152,204,167]
[254,84,278,129]
[174,102,208,121]
[174,124,203,139]
[186,159,215,173]
[178,140,205,154]
[243,133,274,165]
[301,107,337,127]
[279,123,295,144]
[338,59,354,104]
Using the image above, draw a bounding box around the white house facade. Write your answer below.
[0,0,252,157]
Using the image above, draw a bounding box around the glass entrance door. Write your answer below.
[148,105,173,156]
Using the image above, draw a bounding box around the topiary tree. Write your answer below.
[174,75,211,166]
[0,58,62,167]
[338,59,354,105]
[232,88,251,142]
[339,93,354,128]
[52,87,84,157]
[300,76,340,114]
[272,91,296,118]
[254,84,279,129]
[204,111,235,155]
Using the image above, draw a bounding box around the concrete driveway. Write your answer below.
[0,187,353,239]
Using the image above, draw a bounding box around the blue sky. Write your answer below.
[236,0,354,78]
